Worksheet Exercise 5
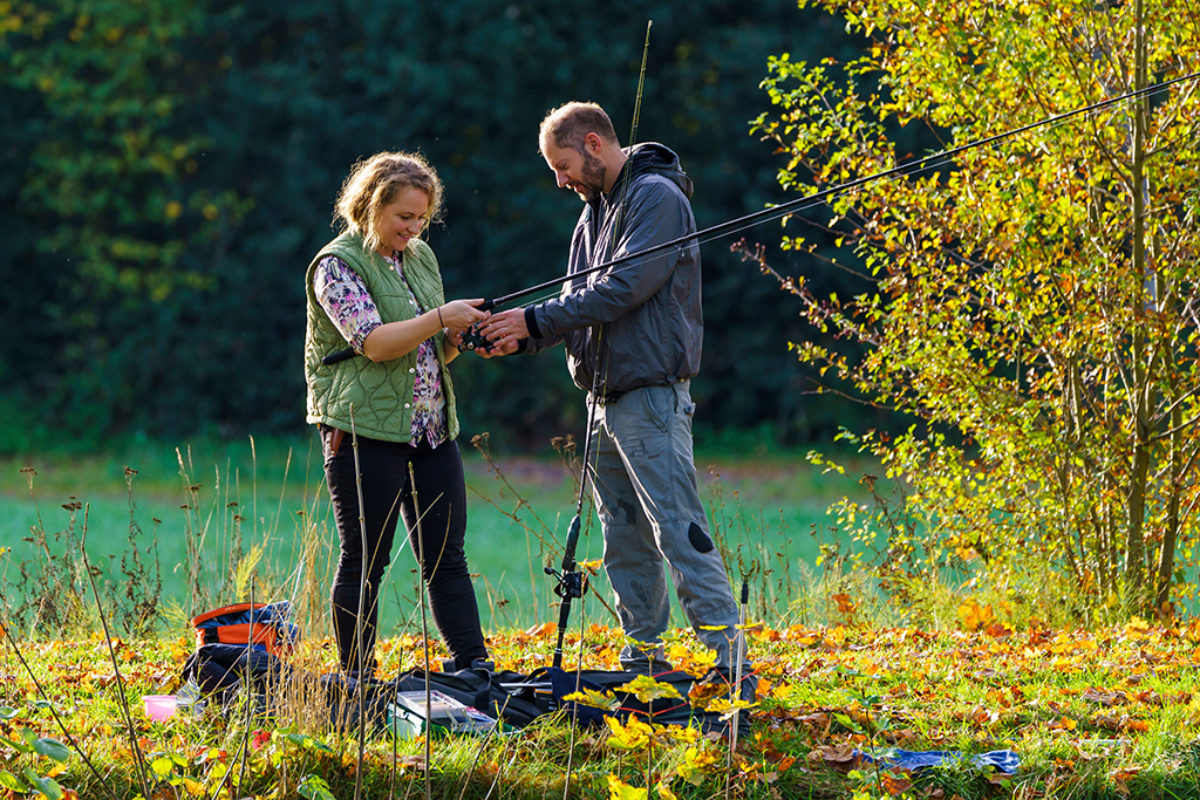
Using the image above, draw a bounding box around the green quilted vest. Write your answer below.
[304,231,459,443]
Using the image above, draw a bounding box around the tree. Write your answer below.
[0,0,245,439]
[753,0,1200,618]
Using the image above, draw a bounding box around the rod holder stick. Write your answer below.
[730,580,749,752]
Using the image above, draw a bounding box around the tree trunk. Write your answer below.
[1123,0,1154,615]
[1154,405,1182,617]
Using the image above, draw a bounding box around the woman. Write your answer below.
[304,151,491,677]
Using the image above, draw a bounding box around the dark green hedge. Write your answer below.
[0,0,884,453]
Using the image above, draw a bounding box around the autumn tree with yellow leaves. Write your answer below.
[755,0,1200,619]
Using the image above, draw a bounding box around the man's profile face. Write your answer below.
[543,139,607,202]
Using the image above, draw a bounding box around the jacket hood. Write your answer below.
[614,142,694,199]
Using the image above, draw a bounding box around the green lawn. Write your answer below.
[0,435,869,637]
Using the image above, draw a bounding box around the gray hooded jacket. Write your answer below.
[523,142,702,396]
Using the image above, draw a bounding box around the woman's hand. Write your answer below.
[438,299,490,331]
[364,299,488,363]
[441,326,467,363]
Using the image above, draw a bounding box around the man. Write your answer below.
[480,101,747,679]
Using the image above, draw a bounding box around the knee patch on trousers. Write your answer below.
[688,521,714,553]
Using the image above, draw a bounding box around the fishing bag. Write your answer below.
[190,601,299,656]
[181,602,300,714]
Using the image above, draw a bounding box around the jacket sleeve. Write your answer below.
[530,178,693,338]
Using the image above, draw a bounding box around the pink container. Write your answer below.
[143,695,177,721]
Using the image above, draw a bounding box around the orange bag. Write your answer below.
[190,602,298,657]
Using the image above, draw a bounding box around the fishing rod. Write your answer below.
[321,69,1200,365]
[453,69,1200,349]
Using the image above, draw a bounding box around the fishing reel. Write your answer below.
[545,565,588,600]
[459,323,495,352]
[457,298,498,352]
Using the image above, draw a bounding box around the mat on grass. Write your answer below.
[181,642,752,736]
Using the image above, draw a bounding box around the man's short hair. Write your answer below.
[539,101,619,155]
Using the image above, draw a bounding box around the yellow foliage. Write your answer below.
[705,696,758,722]
[1125,617,1152,637]
[615,674,682,703]
[676,745,720,785]
[655,780,679,800]
[605,715,652,751]
[563,688,620,712]
[957,599,994,632]
[825,625,850,645]
[666,640,716,672]
[607,774,648,799]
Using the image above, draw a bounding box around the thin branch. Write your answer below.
[79,504,153,800]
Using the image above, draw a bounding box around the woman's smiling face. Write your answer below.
[373,186,431,256]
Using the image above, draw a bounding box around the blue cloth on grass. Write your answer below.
[858,748,1019,774]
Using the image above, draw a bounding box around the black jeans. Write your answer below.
[322,427,487,674]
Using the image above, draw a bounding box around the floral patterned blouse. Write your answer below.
[312,251,448,447]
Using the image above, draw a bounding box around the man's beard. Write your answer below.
[578,150,607,201]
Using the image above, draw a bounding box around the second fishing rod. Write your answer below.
[461,69,1200,354]
[322,70,1194,366]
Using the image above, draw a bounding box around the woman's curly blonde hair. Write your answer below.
[333,151,443,253]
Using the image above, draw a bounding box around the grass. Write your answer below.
[0,433,863,637]
[3,436,1200,798]
[2,618,1199,798]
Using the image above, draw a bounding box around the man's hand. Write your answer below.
[478,308,529,353]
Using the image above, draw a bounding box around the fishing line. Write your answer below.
[476,70,1200,314]
[491,97,1158,316]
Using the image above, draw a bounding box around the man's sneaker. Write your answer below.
[618,644,673,675]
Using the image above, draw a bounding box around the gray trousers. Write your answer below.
[588,381,742,670]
